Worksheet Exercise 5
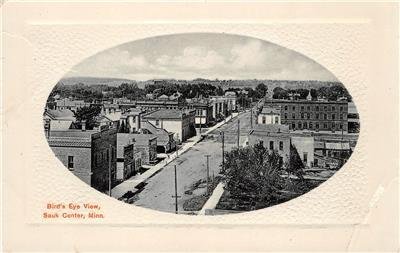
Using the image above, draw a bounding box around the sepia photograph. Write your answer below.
[43,33,360,215]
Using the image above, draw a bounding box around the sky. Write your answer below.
[65,33,338,82]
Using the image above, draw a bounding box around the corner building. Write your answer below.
[264,99,348,133]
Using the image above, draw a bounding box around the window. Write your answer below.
[284,106,288,110]
[332,106,335,111]
[316,113,319,119]
[291,123,295,129]
[316,106,319,111]
[155,119,160,126]
[269,141,274,150]
[340,123,343,129]
[284,113,287,119]
[324,114,327,120]
[307,113,310,119]
[332,114,336,120]
[279,141,283,151]
[275,117,279,124]
[301,113,304,119]
[303,122,308,128]
[324,123,328,129]
[292,113,295,119]
[303,152,308,163]
[340,106,343,111]
[301,106,304,111]
[262,116,266,124]
[292,106,295,110]
[298,122,302,129]
[68,156,74,170]
[324,106,327,111]
[259,140,264,146]
[307,106,310,111]
[316,123,319,129]
[340,114,343,120]
[309,122,313,128]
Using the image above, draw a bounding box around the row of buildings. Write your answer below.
[47,91,238,128]
[43,91,238,192]
[248,96,359,170]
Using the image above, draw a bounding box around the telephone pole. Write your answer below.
[108,144,112,197]
[221,131,225,169]
[171,165,181,214]
[205,155,211,194]
[250,108,253,129]
[237,119,240,148]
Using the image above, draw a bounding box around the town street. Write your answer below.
[133,110,254,213]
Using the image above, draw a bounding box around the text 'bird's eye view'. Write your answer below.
[43,33,360,215]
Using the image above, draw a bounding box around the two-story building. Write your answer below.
[45,124,117,193]
[142,109,196,143]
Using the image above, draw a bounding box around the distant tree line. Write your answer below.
[272,84,351,101]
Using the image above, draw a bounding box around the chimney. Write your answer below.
[44,119,51,138]
[82,120,86,131]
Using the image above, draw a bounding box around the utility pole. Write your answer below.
[108,144,112,197]
[250,108,253,129]
[172,165,181,214]
[221,131,225,169]
[237,119,240,148]
[199,111,202,136]
[205,155,211,195]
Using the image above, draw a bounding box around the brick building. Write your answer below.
[117,133,157,165]
[116,135,142,180]
[46,125,117,193]
[185,99,214,126]
[264,99,348,132]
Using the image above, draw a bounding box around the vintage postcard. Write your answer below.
[2,1,399,252]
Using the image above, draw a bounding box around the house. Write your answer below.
[97,111,122,129]
[247,124,291,163]
[116,134,142,180]
[142,109,196,143]
[54,98,90,112]
[45,124,117,193]
[257,106,281,125]
[141,121,176,153]
[43,109,76,131]
[117,133,157,165]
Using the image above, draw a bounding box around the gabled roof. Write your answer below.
[117,133,157,148]
[141,121,174,146]
[50,120,73,131]
[45,109,76,121]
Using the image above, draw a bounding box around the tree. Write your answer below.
[74,106,101,130]
[255,83,268,98]
[220,143,286,209]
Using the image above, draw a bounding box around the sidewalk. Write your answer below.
[111,112,240,199]
[198,182,225,215]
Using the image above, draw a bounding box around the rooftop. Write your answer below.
[249,124,290,135]
[260,106,281,115]
[117,133,157,147]
[45,109,76,121]
[264,99,348,104]
[143,109,194,120]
